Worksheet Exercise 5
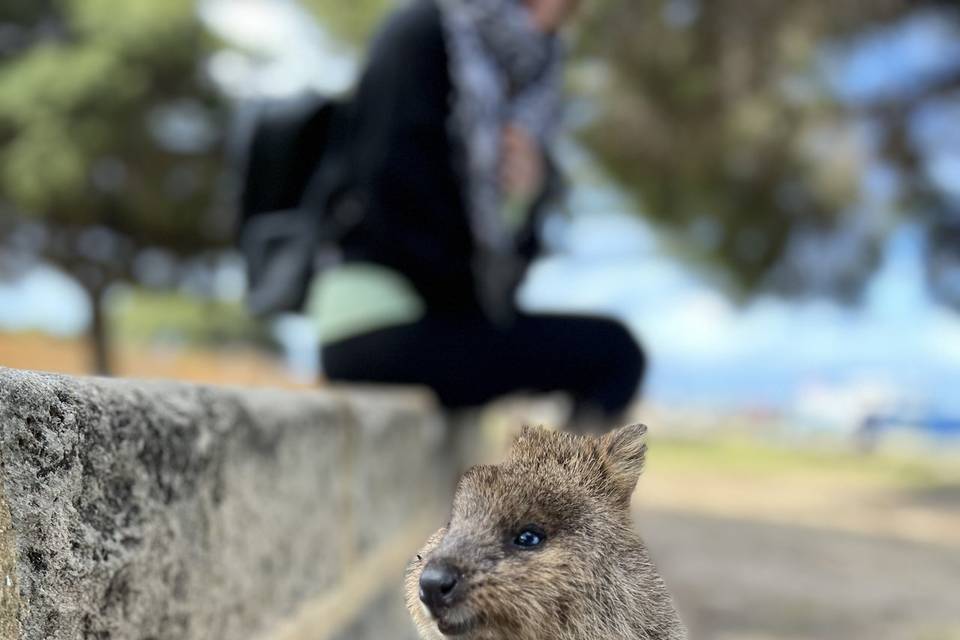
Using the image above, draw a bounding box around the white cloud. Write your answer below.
[923,309,960,364]
[641,290,742,361]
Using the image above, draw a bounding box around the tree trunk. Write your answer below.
[89,287,113,376]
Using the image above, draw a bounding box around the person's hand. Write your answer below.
[525,0,580,33]
[501,124,545,202]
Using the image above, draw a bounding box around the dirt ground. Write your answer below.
[634,438,960,640]
[641,509,960,640]
[0,332,304,387]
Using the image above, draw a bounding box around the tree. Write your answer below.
[0,0,228,374]
[576,0,960,306]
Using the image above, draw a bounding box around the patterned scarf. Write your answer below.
[436,0,565,322]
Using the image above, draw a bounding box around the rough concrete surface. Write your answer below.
[0,477,21,640]
[0,368,448,640]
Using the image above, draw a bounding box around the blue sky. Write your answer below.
[2,0,958,426]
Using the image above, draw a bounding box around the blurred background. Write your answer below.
[1,1,958,638]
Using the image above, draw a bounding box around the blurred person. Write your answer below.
[307,0,644,431]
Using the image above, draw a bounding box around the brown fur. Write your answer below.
[405,424,686,639]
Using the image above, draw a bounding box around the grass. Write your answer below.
[648,434,960,489]
[110,287,269,347]
[637,433,960,549]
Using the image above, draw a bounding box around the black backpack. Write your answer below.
[234,93,356,317]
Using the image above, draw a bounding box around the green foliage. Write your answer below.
[0,0,226,251]
[576,0,960,303]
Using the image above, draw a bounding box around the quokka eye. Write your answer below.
[513,526,546,549]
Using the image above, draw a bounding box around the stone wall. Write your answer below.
[0,368,458,640]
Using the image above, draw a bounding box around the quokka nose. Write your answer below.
[419,560,462,612]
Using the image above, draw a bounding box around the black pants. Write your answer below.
[322,312,645,417]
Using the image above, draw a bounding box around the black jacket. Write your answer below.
[320,0,554,314]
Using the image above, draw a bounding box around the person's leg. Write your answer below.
[498,313,646,421]
[321,312,646,420]
[321,314,518,408]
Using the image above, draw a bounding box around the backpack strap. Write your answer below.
[234,93,341,317]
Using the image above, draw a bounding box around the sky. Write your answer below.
[2,0,958,430]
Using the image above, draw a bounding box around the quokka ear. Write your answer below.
[601,423,648,497]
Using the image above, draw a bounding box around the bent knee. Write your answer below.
[592,318,646,384]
